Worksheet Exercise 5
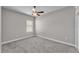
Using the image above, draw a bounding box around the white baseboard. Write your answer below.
[2,35,34,45]
[37,35,76,47]
[1,35,78,49]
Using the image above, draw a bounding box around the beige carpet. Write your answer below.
[2,36,79,53]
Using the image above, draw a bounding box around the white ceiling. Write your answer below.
[3,6,67,16]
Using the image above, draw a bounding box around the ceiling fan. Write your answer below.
[32,6,44,16]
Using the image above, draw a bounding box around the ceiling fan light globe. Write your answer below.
[32,13,38,16]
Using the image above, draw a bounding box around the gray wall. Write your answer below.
[2,8,34,42]
[36,7,75,45]
[0,6,1,52]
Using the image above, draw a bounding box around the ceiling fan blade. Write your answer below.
[37,11,44,13]
[37,13,40,16]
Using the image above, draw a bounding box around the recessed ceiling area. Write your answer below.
[3,6,67,16]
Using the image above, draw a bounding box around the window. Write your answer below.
[26,20,33,32]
